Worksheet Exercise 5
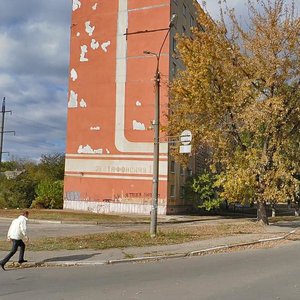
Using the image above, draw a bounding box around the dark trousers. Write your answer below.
[1,239,25,265]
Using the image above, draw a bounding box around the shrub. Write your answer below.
[31,180,64,209]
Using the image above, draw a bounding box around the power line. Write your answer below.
[12,114,65,131]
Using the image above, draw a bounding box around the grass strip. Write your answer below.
[269,216,300,223]
[0,222,266,251]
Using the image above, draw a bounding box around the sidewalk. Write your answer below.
[0,218,298,269]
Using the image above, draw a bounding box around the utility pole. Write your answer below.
[0,97,14,165]
[126,14,177,237]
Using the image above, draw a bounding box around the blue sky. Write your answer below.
[0,0,71,162]
[0,0,297,162]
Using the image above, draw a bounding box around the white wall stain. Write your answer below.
[80,99,87,108]
[72,0,81,11]
[90,126,101,131]
[68,90,78,108]
[136,101,142,106]
[76,32,81,37]
[80,45,89,62]
[92,3,98,10]
[133,120,146,131]
[64,200,167,215]
[85,21,95,36]
[78,145,103,154]
[101,41,111,52]
[70,68,78,81]
[91,39,100,50]
[106,149,110,154]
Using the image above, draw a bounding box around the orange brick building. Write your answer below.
[64,0,198,214]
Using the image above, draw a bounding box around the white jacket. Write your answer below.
[7,215,28,240]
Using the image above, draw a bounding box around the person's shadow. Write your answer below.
[41,253,101,262]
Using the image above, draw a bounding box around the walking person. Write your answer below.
[0,211,29,270]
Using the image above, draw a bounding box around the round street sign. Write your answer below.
[180,130,192,145]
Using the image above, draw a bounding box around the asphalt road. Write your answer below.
[0,218,225,239]
[0,219,151,239]
[1,240,300,300]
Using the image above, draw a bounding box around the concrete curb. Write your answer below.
[189,229,296,256]
[107,229,297,264]
[2,229,297,270]
[107,253,188,264]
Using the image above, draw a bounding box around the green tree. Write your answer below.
[0,153,65,209]
[0,161,20,171]
[31,153,65,209]
[192,172,222,211]
[31,180,64,209]
[1,172,37,208]
[37,153,65,181]
[168,0,300,224]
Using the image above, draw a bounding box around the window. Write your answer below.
[198,23,206,32]
[169,138,176,148]
[190,15,195,28]
[183,3,187,17]
[170,160,175,173]
[180,186,185,199]
[173,37,177,52]
[180,165,184,176]
[172,62,177,76]
[170,185,175,197]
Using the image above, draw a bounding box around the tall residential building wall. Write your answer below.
[64,0,198,214]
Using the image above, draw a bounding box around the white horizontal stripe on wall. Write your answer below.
[65,158,168,176]
[64,200,167,215]
[64,173,167,181]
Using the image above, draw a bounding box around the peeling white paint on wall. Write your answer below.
[94,149,103,154]
[80,99,87,108]
[106,149,110,154]
[76,32,81,37]
[101,41,111,52]
[90,126,100,131]
[68,90,78,108]
[72,0,81,11]
[78,145,103,154]
[78,145,93,153]
[92,3,98,10]
[85,21,95,36]
[80,45,89,62]
[70,68,78,81]
[133,120,146,131]
[91,39,100,50]
[136,101,142,106]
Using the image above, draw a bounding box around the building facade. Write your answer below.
[64,0,198,214]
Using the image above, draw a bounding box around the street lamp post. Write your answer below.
[144,14,177,237]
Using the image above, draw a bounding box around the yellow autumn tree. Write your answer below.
[168,0,300,224]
